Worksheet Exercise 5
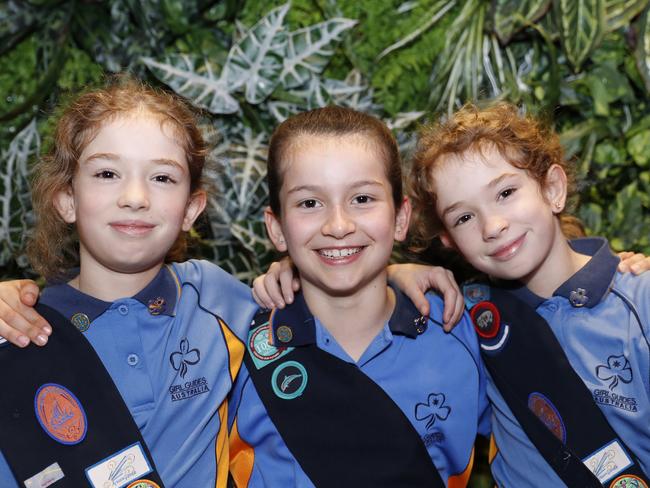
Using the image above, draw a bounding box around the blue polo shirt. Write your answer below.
[228,288,490,487]
[0,260,257,488]
[489,238,650,487]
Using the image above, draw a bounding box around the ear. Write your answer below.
[54,186,76,224]
[264,206,287,252]
[181,190,208,232]
[394,196,412,242]
[439,230,458,251]
[543,164,568,214]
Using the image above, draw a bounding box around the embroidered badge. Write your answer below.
[527,392,566,443]
[271,361,308,400]
[85,442,153,488]
[127,480,161,488]
[597,355,633,390]
[276,325,293,343]
[170,338,200,378]
[582,440,633,484]
[147,297,166,315]
[609,474,648,488]
[34,383,87,445]
[463,283,490,309]
[248,323,290,370]
[71,313,90,332]
[470,301,500,339]
[415,393,451,429]
[23,462,65,487]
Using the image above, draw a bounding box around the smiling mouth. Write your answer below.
[317,247,363,259]
[110,222,155,235]
[489,234,526,261]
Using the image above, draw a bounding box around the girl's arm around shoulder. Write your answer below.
[171,259,258,340]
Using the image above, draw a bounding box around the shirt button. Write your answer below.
[546,303,558,312]
[127,354,139,366]
[118,305,129,315]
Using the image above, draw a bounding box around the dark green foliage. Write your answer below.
[0,0,648,282]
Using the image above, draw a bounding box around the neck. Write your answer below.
[522,231,591,298]
[70,259,163,302]
[301,274,395,362]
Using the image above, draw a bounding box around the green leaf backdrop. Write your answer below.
[3,1,650,484]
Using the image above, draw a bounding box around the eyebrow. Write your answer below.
[286,180,383,195]
[440,172,519,218]
[82,152,184,170]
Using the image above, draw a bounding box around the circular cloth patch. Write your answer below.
[271,361,308,400]
[127,480,161,488]
[470,301,500,339]
[610,475,648,488]
[34,383,87,444]
[527,392,566,443]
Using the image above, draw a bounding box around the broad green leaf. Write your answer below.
[635,3,650,93]
[143,55,240,114]
[225,2,290,104]
[494,0,551,44]
[280,18,357,89]
[626,129,650,166]
[0,119,38,267]
[555,0,605,71]
[605,0,648,31]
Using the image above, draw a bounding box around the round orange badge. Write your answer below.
[34,383,87,444]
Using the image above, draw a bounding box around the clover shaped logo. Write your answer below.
[596,354,632,390]
[170,338,200,378]
[415,393,451,429]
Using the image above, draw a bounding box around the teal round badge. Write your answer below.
[271,361,308,400]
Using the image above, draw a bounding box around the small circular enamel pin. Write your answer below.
[271,361,308,400]
[70,313,90,332]
[470,301,500,339]
[276,325,293,343]
[34,383,87,445]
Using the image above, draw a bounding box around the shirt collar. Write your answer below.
[270,287,427,347]
[40,265,181,323]
[511,237,619,309]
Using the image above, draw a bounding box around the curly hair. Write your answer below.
[267,105,403,215]
[27,76,208,280]
[408,102,578,251]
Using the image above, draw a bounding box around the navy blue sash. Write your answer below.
[0,304,164,487]
[470,286,648,487]
[243,307,445,488]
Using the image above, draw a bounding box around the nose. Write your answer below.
[117,178,149,210]
[482,214,508,240]
[321,205,355,238]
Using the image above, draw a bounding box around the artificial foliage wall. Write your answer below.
[1,0,650,282]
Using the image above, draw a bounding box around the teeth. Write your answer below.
[319,248,362,258]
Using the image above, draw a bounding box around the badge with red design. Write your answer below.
[470,301,500,339]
